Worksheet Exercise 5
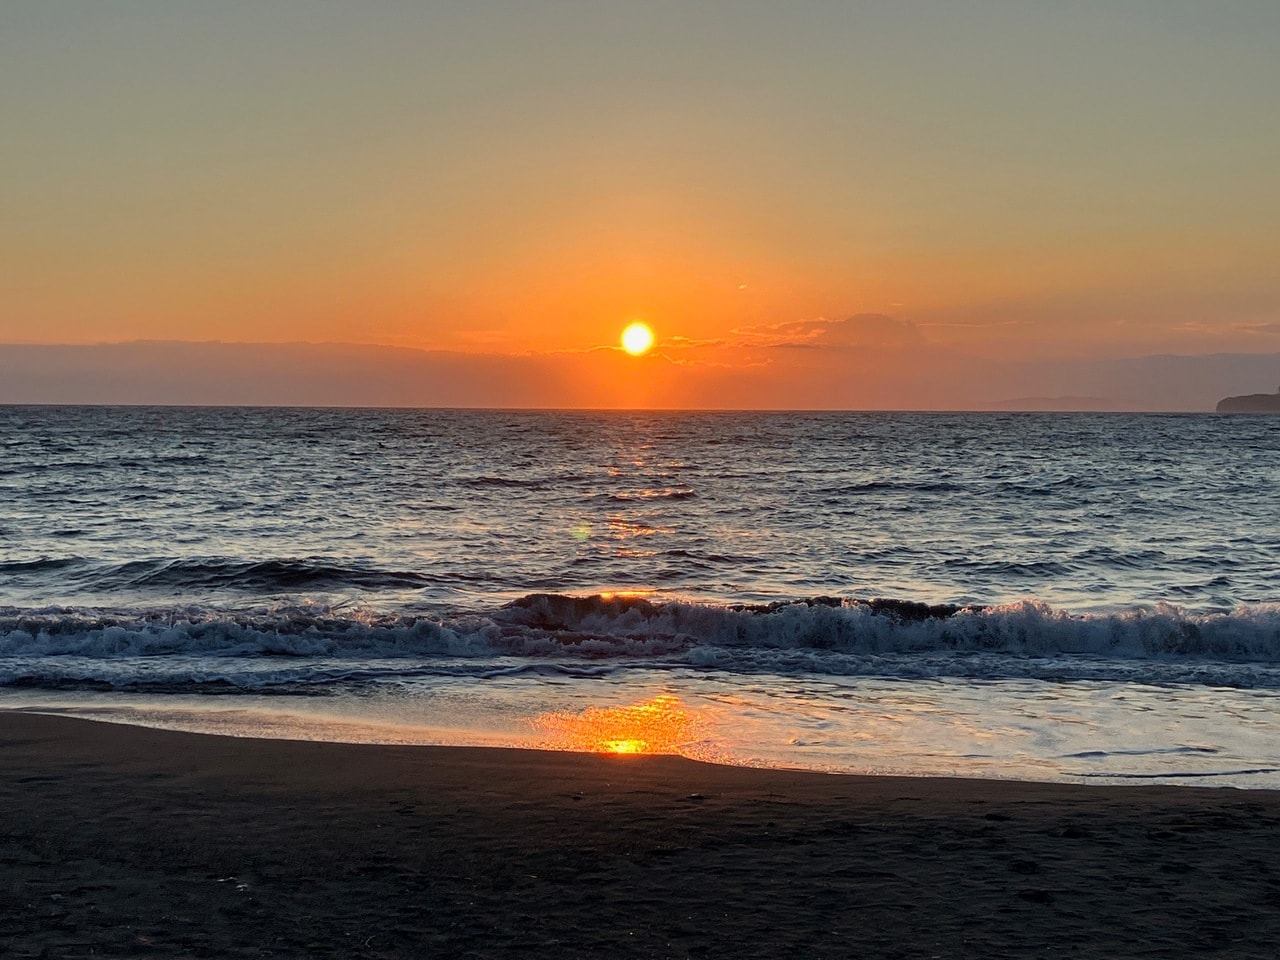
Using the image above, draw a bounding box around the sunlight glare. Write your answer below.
[532,694,705,757]
[620,322,655,356]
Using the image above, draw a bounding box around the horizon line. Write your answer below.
[0,401,1232,415]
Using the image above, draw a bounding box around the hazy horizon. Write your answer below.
[2,339,1276,411]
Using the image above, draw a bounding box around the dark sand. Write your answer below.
[3,713,1280,958]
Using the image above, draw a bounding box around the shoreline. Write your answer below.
[8,683,1278,789]
[5,713,1280,958]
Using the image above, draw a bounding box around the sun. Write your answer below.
[620,322,655,356]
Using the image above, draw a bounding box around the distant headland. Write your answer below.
[1216,389,1280,413]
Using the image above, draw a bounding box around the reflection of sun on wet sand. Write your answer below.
[533,694,722,760]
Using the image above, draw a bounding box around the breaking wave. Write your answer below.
[3,593,1280,692]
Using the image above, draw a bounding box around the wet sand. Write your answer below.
[3,712,1280,958]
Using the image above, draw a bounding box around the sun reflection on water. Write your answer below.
[532,694,718,760]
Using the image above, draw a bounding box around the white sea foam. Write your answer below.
[2,595,1280,691]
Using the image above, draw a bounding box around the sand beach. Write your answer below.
[3,712,1279,958]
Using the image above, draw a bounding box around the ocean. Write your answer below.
[2,405,1279,786]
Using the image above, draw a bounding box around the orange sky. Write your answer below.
[2,3,1278,407]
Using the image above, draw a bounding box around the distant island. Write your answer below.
[1217,389,1280,413]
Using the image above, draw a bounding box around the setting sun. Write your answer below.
[620,322,655,356]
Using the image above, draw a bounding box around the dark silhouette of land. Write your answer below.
[1217,389,1280,412]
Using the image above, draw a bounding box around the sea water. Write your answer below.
[2,406,1279,785]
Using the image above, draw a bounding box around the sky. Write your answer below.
[1,1,1278,408]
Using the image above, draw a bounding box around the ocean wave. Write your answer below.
[457,476,548,489]
[0,558,86,573]
[456,472,590,489]
[941,558,1076,578]
[1,594,1279,671]
[823,480,966,494]
[498,593,1280,661]
[0,605,464,659]
[2,558,434,594]
[605,488,697,502]
[0,674,317,696]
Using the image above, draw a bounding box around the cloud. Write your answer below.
[734,314,925,350]
[916,317,1033,329]
[664,336,727,349]
[1236,322,1280,335]
[657,335,752,368]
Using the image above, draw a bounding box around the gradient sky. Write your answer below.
[2,2,1278,406]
